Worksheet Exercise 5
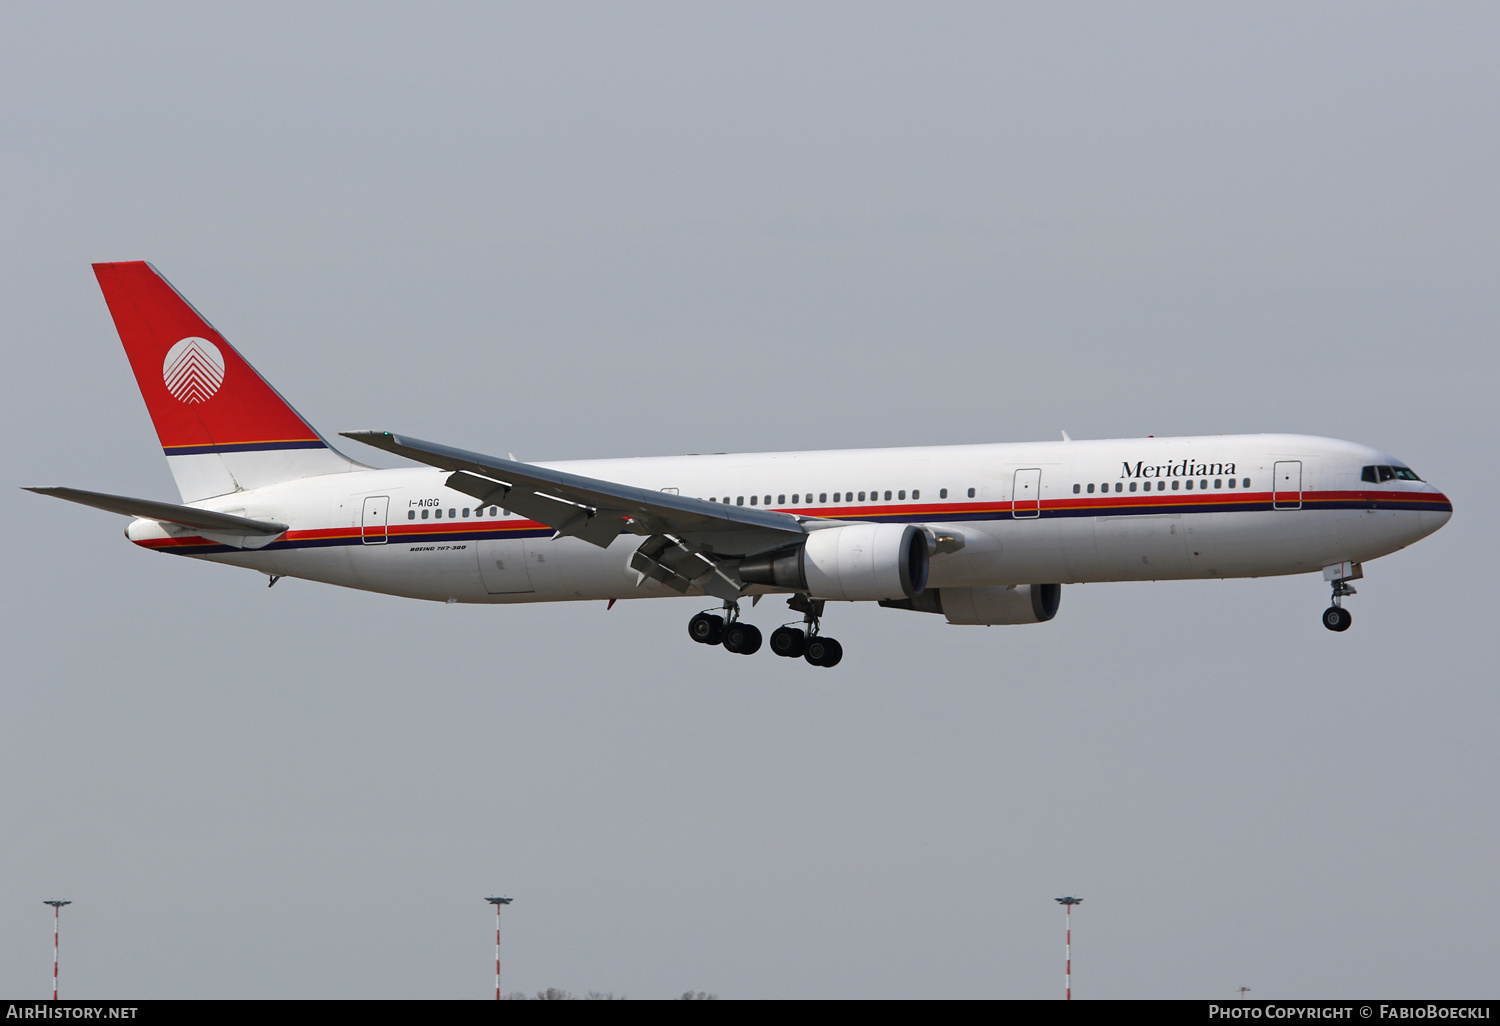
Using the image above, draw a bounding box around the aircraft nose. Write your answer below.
[1420,491,1453,536]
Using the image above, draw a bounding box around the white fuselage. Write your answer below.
[125,433,1452,605]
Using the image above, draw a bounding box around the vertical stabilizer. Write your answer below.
[93,261,360,501]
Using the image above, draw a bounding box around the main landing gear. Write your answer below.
[1322,562,1360,632]
[688,604,762,655]
[686,595,843,667]
[771,595,842,668]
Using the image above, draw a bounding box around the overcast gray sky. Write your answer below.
[2,2,1495,999]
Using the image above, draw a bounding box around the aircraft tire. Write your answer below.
[1322,606,1352,632]
[804,636,843,667]
[723,622,762,655]
[689,612,725,645]
[735,623,762,655]
[770,626,805,658]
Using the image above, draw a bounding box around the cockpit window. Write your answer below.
[1363,464,1423,483]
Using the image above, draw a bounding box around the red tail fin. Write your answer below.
[93,262,356,500]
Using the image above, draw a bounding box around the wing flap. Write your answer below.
[446,470,630,547]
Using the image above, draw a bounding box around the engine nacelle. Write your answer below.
[880,583,1061,625]
[739,523,929,601]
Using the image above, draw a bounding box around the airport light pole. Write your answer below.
[1055,897,1082,1000]
[486,897,513,1000]
[44,901,71,1000]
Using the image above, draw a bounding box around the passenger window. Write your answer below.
[1172,480,1180,490]
[858,491,866,501]
[1242,478,1250,488]
[463,508,470,518]
[845,492,853,502]
[967,487,975,498]
[1214,479,1222,489]
[407,510,415,520]
[778,494,785,504]
[491,507,499,517]
[789,494,798,504]
[421,509,429,520]
[765,496,771,505]
[832,493,840,503]
[448,509,455,518]
[1086,483,1095,494]
[939,488,948,498]
[1200,480,1207,489]
[911,490,919,500]
[1157,481,1166,491]
[1129,481,1137,492]
[750,495,757,505]
[885,491,893,500]
[1186,479,1193,490]
[737,496,744,506]
[1228,478,1237,488]
[819,493,827,503]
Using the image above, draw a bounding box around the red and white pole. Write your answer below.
[1064,903,1072,1001]
[45,900,70,1001]
[1054,896,1081,1000]
[486,897,512,1000]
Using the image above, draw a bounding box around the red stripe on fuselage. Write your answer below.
[129,487,1448,552]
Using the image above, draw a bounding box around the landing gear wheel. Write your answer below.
[1322,606,1352,632]
[688,612,724,645]
[723,622,762,655]
[804,636,843,667]
[770,625,806,658]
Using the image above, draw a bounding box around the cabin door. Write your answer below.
[1012,468,1042,518]
[361,496,389,544]
[1273,461,1303,510]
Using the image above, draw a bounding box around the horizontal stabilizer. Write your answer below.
[24,487,288,535]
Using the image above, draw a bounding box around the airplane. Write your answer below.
[26,262,1453,668]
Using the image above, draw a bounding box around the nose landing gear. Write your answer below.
[1322,604,1353,631]
[1321,561,1361,632]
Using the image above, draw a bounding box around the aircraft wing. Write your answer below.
[24,486,289,535]
[342,431,807,601]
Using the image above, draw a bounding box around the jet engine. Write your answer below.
[739,523,929,601]
[880,583,1061,625]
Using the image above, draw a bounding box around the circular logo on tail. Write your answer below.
[162,337,225,404]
